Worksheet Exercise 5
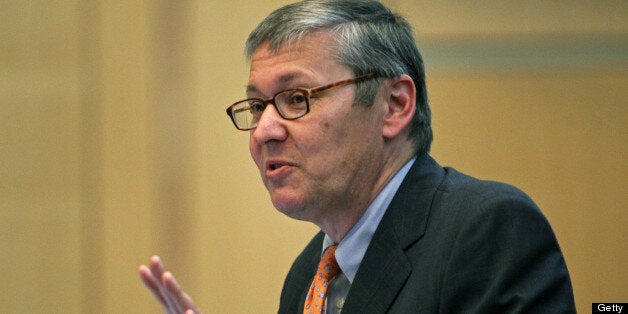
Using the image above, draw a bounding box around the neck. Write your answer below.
[317,145,416,243]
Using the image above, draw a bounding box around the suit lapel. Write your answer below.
[342,222,412,313]
[342,155,445,313]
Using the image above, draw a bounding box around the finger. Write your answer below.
[150,256,179,313]
[163,271,200,313]
[149,255,165,282]
[138,265,168,307]
[162,272,186,313]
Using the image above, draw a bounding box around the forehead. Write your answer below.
[251,30,338,65]
[247,32,351,93]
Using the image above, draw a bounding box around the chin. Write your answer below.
[271,194,310,221]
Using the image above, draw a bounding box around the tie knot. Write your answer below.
[320,245,340,279]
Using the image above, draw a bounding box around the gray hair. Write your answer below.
[245,0,432,155]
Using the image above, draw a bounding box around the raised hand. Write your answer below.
[139,256,201,314]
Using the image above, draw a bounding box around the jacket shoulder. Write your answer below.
[439,167,539,213]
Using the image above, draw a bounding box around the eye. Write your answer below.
[287,91,307,105]
[249,100,265,113]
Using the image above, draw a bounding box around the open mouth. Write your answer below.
[269,163,284,171]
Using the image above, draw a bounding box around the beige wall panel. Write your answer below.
[387,0,627,35]
[0,1,83,313]
[96,1,159,312]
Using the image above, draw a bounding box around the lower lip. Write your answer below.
[266,165,292,181]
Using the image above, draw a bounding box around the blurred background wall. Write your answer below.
[1,1,625,312]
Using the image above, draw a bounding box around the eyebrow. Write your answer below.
[245,73,302,96]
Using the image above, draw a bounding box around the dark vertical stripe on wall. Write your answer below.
[151,0,198,276]
[78,0,105,313]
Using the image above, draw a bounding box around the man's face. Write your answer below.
[247,32,387,225]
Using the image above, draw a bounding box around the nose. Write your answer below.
[250,104,288,144]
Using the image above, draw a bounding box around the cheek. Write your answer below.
[312,123,357,165]
[249,137,262,167]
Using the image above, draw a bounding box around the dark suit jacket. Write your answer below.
[278,154,575,313]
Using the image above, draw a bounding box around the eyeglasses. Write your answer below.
[226,73,375,130]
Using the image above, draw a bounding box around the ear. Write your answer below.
[382,74,416,140]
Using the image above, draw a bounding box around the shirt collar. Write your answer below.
[322,157,416,283]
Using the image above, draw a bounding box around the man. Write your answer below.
[140,0,576,313]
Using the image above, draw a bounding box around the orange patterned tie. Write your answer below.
[304,245,340,314]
